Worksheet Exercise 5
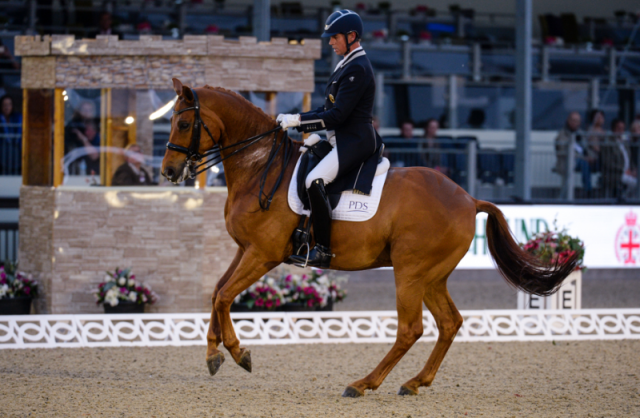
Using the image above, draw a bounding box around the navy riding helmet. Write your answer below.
[322,10,364,53]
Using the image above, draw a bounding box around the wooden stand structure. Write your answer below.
[15,35,320,314]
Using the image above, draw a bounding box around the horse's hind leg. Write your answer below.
[398,280,463,395]
[342,276,425,398]
[206,248,243,376]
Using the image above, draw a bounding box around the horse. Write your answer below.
[161,78,578,397]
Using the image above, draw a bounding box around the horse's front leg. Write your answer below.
[206,247,244,376]
[215,248,279,372]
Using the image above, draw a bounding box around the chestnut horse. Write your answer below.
[161,79,578,397]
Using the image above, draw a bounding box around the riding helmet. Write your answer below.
[321,9,364,40]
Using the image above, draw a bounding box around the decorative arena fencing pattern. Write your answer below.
[0,309,639,349]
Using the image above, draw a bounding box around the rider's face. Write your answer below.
[329,34,348,56]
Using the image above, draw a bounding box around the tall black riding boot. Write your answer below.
[288,179,333,268]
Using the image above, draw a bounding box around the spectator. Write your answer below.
[386,119,417,167]
[65,100,101,175]
[601,119,636,199]
[91,12,121,38]
[0,39,20,94]
[630,120,640,171]
[420,118,448,174]
[586,109,605,163]
[554,111,593,198]
[0,95,22,175]
[111,144,155,186]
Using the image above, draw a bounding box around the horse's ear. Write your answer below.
[172,78,183,96]
[182,86,194,103]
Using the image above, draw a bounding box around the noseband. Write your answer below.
[166,87,292,210]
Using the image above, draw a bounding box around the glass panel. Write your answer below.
[63,89,102,184]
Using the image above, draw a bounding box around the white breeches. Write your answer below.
[305,145,339,189]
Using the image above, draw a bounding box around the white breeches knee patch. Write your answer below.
[305,146,339,189]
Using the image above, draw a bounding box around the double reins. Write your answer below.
[166,88,293,211]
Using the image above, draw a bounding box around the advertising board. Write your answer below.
[458,205,640,269]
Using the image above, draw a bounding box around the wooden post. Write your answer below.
[302,92,312,140]
[265,92,277,118]
[53,88,65,187]
[196,171,207,189]
[100,88,107,185]
[21,89,29,184]
[105,88,113,187]
[22,89,53,186]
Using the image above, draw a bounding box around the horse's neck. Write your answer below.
[217,110,280,192]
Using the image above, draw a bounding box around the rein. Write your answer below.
[166,88,293,211]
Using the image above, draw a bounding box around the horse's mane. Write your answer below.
[201,85,275,124]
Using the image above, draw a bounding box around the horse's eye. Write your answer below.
[178,121,190,130]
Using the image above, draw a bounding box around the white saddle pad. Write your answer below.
[288,155,390,222]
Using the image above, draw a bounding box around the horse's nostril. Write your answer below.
[165,167,175,179]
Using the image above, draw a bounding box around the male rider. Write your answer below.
[278,10,379,268]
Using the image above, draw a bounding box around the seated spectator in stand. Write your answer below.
[601,119,636,199]
[554,111,593,198]
[586,109,605,167]
[0,39,20,93]
[386,119,418,167]
[112,144,155,186]
[91,12,121,38]
[0,95,22,174]
[420,118,449,175]
[65,100,101,175]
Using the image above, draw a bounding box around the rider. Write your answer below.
[277,9,378,268]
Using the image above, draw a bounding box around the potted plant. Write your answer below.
[519,226,585,309]
[0,262,39,315]
[280,269,347,311]
[521,228,585,271]
[232,275,284,312]
[94,268,158,314]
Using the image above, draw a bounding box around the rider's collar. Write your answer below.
[334,46,365,72]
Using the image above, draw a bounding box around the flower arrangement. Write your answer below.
[280,269,347,308]
[0,262,38,300]
[521,227,585,271]
[233,269,348,311]
[94,268,158,307]
[234,275,285,310]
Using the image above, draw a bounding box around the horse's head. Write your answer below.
[162,78,224,183]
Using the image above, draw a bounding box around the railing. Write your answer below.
[555,132,640,201]
[0,222,18,262]
[0,123,22,176]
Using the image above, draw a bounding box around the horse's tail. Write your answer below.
[475,199,579,296]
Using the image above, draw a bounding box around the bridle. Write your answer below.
[166,87,293,210]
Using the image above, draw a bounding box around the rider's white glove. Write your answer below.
[277,113,301,129]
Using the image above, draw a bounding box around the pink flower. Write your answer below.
[255,298,264,307]
[285,275,292,283]
[275,299,281,307]
[265,300,273,309]
[307,300,313,307]
[120,287,127,293]
[24,287,31,295]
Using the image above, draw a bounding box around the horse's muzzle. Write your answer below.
[162,164,187,184]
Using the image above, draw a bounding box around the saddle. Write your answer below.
[290,137,386,258]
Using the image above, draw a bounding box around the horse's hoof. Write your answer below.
[342,386,364,398]
[206,352,225,376]
[397,385,418,396]
[237,348,251,373]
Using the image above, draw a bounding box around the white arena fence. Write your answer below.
[0,309,639,349]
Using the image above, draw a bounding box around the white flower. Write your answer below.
[128,291,138,302]
[142,295,148,303]
[266,277,276,287]
[105,275,113,282]
[234,295,241,304]
[128,278,135,287]
[0,284,8,298]
[118,277,126,286]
